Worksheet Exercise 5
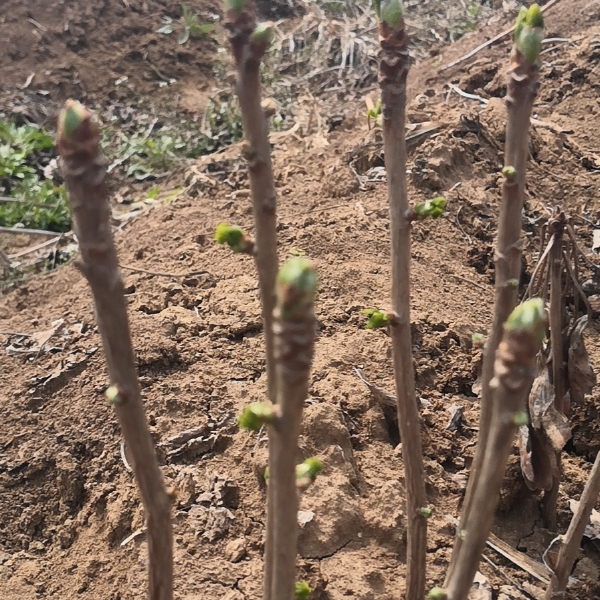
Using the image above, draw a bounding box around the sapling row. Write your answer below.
[57,101,173,600]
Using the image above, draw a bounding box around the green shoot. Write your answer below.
[514,3,544,63]
[374,0,404,28]
[419,507,433,519]
[238,402,278,431]
[504,297,546,343]
[413,197,447,220]
[214,222,255,254]
[427,588,448,600]
[275,257,318,321]
[295,581,312,599]
[252,22,275,45]
[296,458,323,490]
[362,308,390,330]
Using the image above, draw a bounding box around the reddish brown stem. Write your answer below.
[447,44,540,581]
[444,302,545,600]
[57,101,173,600]
[224,5,279,599]
[378,17,427,600]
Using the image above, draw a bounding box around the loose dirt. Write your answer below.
[1,1,600,599]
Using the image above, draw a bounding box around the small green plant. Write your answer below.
[412,196,447,220]
[157,3,215,45]
[295,581,312,599]
[362,308,390,330]
[0,120,70,232]
[214,222,255,254]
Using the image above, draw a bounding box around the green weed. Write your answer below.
[0,121,70,232]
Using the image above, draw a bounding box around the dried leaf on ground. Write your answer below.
[567,316,596,405]
[569,500,600,540]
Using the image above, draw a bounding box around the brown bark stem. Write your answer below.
[224,6,279,599]
[269,261,317,600]
[57,102,173,600]
[445,311,544,600]
[378,18,427,600]
[446,47,540,583]
[544,451,600,599]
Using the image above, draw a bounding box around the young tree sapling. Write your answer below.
[57,100,173,600]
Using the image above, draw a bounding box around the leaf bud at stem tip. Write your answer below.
[427,587,448,600]
[502,166,516,179]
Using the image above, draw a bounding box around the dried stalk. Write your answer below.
[542,223,566,529]
[376,3,427,598]
[544,450,600,599]
[269,258,317,600]
[443,300,546,600]
[57,101,173,600]
[446,5,544,581]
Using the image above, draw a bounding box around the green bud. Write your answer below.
[427,587,448,600]
[502,166,516,179]
[362,308,390,330]
[214,222,253,254]
[413,197,447,220]
[377,0,404,29]
[513,7,528,42]
[105,385,123,405]
[419,507,433,519]
[296,458,323,490]
[276,258,318,321]
[515,4,544,63]
[525,3,544,28]
[507,279,519,288]
[58,99,90,139]
[472,332,485,346]
[252,22,274,45]
[297,458,323,480]
[295,581,311,599]
[237,402,277,431]
[504,298,546,344]
[459,530,467,541]
[513,410,529,426]
[224,0,246,10]
[264,467,269,482]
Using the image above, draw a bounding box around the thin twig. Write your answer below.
[449,273,488,292]
[119,264,209,278]
[455,205,472,244]
[0,226,71,237]
[0,196,61,210]
[8,235,65,259]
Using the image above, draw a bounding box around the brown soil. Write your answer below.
[1,1,600,599]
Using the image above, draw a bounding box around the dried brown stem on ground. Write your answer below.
[444,300,546,600]
[544,451,600,599]
[57,100,173,600]
[447,6,543,581]
[268,258,317,600]
[376,5,427,599]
